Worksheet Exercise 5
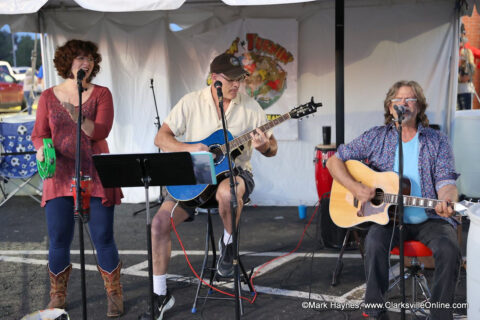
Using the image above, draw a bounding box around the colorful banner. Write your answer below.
[172,18,298,140]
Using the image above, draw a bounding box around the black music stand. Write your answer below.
[93,151,215,320]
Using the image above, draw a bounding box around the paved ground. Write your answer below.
[0,196,469,320]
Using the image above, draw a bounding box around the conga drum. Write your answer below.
[314,144,336,200]
[314,144,347,249]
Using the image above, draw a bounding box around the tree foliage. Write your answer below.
[0,30,13,63]
[0,30,42,68]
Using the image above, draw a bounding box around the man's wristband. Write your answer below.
[262,146,271,155]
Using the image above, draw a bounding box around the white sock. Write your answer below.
[153,274,167,296]
[224,229,232,245]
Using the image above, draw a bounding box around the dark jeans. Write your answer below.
[46,197,119,274]
[364,219,461,320]
[457,93,473,110]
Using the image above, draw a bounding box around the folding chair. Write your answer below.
[0,114,42,206]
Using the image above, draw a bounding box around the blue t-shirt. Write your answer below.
[394,132,428,224]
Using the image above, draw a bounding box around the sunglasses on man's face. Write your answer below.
[219,74,246,83]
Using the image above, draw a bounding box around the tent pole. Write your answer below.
[335,0,344,146]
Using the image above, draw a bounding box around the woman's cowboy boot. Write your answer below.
[47,264,72,309]
[97,261,124,317]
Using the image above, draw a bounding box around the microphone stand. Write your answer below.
[137,79,163,320]
[215,82,241,319]
[133,79,163,216]
[74,74,88,320]
[395,108,406,320]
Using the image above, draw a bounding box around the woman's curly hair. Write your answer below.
[53,39,102,82]
[383,80,429,127]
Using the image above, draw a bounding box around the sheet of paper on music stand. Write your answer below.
[191,151,216,185]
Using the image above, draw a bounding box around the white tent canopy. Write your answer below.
[0,0,463,205]
[0,0,317,14]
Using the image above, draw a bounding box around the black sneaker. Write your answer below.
[138,291,175,320]
[217,236,234,277]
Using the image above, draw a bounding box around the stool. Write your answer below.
[388,240,432,316]
[191,202,254,314]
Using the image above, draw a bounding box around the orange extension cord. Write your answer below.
[170,201,320,304]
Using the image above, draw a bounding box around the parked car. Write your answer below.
[0,71,25,109]
[12,66,32,82]
[0,61,15,78]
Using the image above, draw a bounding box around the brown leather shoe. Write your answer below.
[97,261,124,317]
[47,264,72,309]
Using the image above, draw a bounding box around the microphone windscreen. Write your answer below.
[394,104,406,114]
[77,69,86,81]
[214,81,222,89]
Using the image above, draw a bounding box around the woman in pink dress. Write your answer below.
[32,39,123,317]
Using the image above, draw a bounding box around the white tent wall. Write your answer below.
[167,18,300,142]
[1,0,459,205]
[252,1,457,206]
[39,10,172,202]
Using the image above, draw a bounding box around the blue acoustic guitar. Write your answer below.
[166,97,322,207]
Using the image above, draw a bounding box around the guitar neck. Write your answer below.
[384,193,444,210]
[219,112,292,154]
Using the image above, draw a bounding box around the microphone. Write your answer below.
[214,80,223,103]
[393,105,406,122]
[77,69,86,82]
[394,104,406,114]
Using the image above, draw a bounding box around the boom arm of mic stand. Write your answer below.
[133,79,164,217]
[150,78,161,131]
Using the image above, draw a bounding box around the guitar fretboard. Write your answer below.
[219,112,292,154]
[384,193,443,209]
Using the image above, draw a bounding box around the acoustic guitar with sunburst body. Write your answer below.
[329,160,474,228]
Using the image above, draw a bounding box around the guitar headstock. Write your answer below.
[289,97,322,119]
[455,199,480,217]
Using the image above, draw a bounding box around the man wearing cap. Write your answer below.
[141,53,278,319]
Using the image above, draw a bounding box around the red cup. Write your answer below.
[71,175,92,214]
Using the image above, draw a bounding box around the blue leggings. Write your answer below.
[46,197,119,274]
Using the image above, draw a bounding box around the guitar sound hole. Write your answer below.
[209,146,224,165]
[371,188,384,206]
